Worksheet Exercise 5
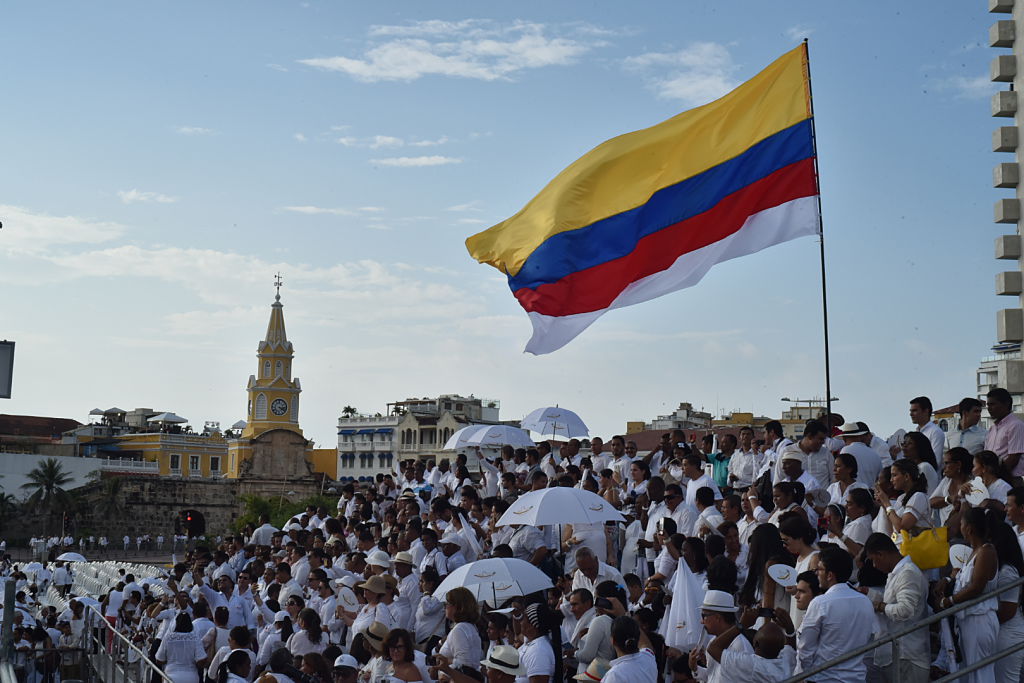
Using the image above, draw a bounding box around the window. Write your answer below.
[189,455,200,473]
[292,397,299,422]
[170,454,180,471]
[263,360,271,377]
[230,454,236,471]
[210,456,221,473]
[275,360,283,377]
[255,394,268,419]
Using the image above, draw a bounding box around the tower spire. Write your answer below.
[274,272,283,301]
[264,273,289,347]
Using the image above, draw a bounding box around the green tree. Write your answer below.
[21,458,72,533]
[0,491,18,530]
[95,476,125,520]
[341,405,358,418]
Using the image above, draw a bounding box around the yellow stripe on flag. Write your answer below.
[466,44,811,277]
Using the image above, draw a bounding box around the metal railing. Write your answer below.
[85,604,172,683]
[782,575,1024,682]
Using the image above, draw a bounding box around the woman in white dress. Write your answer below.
[875,459,931,547]
[972,450,1013,512]
[779,515,818,629]
[285,607,327,656]
[828,488,874,558]
[901,432,940,504]
[155,613,207,683]
[623,461,651,502]
[990,521,1024,682]
[936,508,998,683]
[824,452,868,510]
[929,447,973,527]
[437,587,482,672]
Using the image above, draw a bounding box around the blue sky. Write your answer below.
[0,1,1000,447]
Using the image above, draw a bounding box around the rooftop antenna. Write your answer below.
[274,272,283,301]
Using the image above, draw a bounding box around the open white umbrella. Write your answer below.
[56,552,87,562]
[148,412,187,424]
[435,558,552,605]
[496,487,625,527]
[442,424,535,450]
[69,596,100,607]
[521,406,589,440]
[23,562,42,572]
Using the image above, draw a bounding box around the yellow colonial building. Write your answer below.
[68,284,317,488]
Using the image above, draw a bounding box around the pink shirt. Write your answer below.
[984,413,1024,477]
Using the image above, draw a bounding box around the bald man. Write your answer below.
[705,607,795,682]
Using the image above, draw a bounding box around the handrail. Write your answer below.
[935,639,1024,682]
[85,603,173,682]
[781,574,1024,683]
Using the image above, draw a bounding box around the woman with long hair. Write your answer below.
[155,612,207,683]
[779,515,819,630]
[256,612,292,669]
[936,508,998,683]
[437,587,482,672]
[624,461,651,501]
[875,459,930,535]
[831,488,874,558]
[516,601,563,683]
[901,432,939,496]
[383,628,431,682]
[604,616,658,682]
[931,447,974,527]
[413,567,445,654]
[989,520,1024,681]
[738,523,788,608]
[217,649,251,683]
[286,607,326,656]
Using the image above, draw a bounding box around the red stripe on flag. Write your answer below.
[513,157,818,318]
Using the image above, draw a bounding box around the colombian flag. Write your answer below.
[466,44,820,354]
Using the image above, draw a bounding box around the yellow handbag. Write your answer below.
[897,525,949,570]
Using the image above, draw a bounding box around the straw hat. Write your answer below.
[480,645,525,676]
[574,658,611,681]
[363,621,389,652]
[358,575,389,595]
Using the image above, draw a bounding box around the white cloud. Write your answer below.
[370,155,462,167]
[625,42,738,105]
[409,135,450,147]
[446,200,483,212]
[0,204,124,255]
[456,218,489,225]
[298,19,596,82]
[117,189,178,204]
[336,136,360,147]
[935,73,991,99]
[359,206,386,213]
[175,126,215,135]
[282,206,357,216]
[785,25,814,42]
[369,135,404,149]
[294,133,307,142]
[267,63,288,72]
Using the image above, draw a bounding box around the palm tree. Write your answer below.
[21,458,72,533]
[95,476,125,520]
[0,491,17,531]
[341,405,358,418]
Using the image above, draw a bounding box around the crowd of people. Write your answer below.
[8,387,1024,683]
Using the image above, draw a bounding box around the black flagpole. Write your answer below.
[803,39,833,426]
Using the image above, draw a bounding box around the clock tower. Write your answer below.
[241,275,304,440]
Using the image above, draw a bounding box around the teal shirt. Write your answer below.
[706,451,732,488]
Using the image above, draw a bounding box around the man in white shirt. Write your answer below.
[780,421,833,488]
[780,452,822,495]
[864,533,929,683]
[663,483,700,538]
[249,515,278,547]
[945,398,987,455]
[1006,487,1024,557]
[764,420,795,484]
[589,437,611,472]
[892,396,945,463]
[838,422,882,488]
[571,547,624,594]
[705,609,793,682]
[608,436,632,485]
[682,454,722,508]
[728,426,762,490]
[691,590,753,683]
[796,546,875,681]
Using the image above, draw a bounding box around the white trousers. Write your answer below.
[956,611,999,683]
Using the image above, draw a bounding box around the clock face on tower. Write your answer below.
[270,398,288,416]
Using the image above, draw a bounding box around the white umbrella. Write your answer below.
[442,424,535,450]
[23,562,42,572]
[521,406,589,440]
[70,596,100,607]
[496,487,625,527]
[56,552,87,562]
[435,558,552,605]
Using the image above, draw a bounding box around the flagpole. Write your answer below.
[802,38,833,426]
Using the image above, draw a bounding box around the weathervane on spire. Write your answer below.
[274,272,283,301]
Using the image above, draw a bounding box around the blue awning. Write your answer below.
[375,428,394,434]
[338,429,356,435]
[357,428,376,434]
